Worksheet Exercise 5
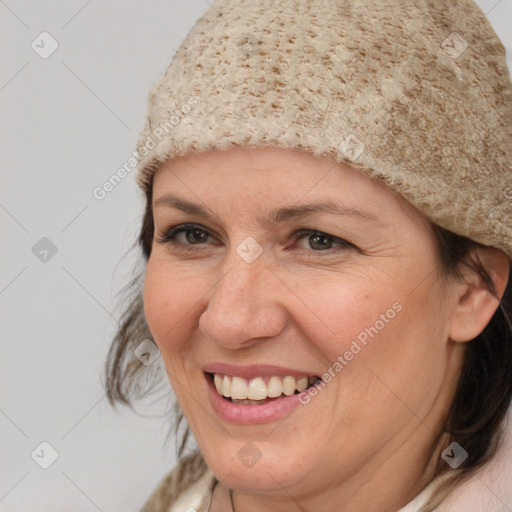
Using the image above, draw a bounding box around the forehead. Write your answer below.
[154,146,384,196]
[151,146,429,230]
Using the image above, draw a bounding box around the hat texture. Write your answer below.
[135,0,512,260]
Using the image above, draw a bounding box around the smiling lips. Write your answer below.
[208,373,320,405]
[203,365,322,423]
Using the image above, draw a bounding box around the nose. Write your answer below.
[198,253,288,349]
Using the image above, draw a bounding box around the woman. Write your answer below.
[105,1,512,510]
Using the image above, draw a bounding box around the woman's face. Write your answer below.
[144,146,463,502]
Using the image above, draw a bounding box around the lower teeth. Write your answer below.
[229,393,295,405]
[230,398,270,405]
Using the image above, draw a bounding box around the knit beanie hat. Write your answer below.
[135,0,512,260]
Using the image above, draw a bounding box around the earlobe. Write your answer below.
[448,247,510,343]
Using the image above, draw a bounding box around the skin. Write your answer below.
[143,146,509,512]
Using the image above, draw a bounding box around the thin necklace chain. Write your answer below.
[207,481,235,512]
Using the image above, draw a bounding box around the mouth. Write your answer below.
[206,372,322,405]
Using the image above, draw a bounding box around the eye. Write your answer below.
[157,223,216,247]
[292,229,354,251]
[157,224,355,254]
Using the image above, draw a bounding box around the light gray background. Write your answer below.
[1,1,511,510]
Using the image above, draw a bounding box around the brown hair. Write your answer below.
[104,182,512,506]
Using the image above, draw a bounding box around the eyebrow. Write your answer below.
[153,194,383,227]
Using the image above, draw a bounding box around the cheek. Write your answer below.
[291,274,402,363]
[143,258,204,352]
[339,288,449,422]
[295,272,448,404]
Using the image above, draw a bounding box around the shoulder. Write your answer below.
[397,470,460,512]
[140,451,217,512]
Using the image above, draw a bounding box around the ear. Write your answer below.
[449,247,510,343]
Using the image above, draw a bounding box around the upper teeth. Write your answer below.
[213,374,313,400]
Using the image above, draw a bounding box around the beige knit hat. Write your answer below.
[135,0,512,260]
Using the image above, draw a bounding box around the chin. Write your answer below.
[199,439,306,492]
